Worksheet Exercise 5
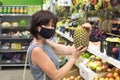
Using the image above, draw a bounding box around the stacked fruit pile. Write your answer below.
[81,51,93,59]
[87,55,112,72]
[1,19,28,28]
[62,75,83,80]
[94,67,120,80]
[89,27,106,42]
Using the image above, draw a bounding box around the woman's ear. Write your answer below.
[37,26,41,32]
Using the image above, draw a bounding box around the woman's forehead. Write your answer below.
[48,19,54,25]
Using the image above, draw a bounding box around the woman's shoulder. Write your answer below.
[28,43,42,52]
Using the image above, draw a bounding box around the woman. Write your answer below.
[28,10,91,80]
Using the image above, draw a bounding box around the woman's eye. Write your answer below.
[51,24,55,27]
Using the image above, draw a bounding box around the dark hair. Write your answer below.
[30,10,58,38]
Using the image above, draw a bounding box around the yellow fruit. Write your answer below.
[69,76,75,80]
[73,26,89,48]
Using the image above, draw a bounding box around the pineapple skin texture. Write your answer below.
[73,26,89,48]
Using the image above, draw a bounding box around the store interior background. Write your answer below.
[0,0,120,80]
[0,0,51,80]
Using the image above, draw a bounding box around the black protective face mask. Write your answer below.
[39,27,55,39]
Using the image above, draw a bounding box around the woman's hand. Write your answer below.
[82,23,92,34]
[71,45,88,59]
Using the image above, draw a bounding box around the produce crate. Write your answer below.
[62,65,84,80]
[64,68,79,78]
[98,67,118,79]
[79,63,107,80]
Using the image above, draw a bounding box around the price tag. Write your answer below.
[57,0,71,6]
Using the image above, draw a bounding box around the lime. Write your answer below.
[72,21,78,27]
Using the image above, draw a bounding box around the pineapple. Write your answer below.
[73,26,89,48]
[73,10,89,48]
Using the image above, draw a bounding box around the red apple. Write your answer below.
[112,47,119,53]
[102,64,109,70]
[106,73,114,78]
[115,68,120,74]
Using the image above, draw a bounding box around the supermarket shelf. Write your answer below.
[56,30,120,69]
[2,27,30,30]
[0,14,32,16]
[88,42,120,69]
[106,33,120,37]
[0,13,30,69]
[0,60,29,66]
[0,63,29,67]
[56,30,74,42]
[0,37,32,40]
[0,49,27,52]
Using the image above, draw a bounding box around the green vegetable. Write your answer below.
[72,21,78,27]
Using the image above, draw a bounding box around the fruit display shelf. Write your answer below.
[56,30,120,69]
[106,33,120,37]
[56,30,73,42]
[88,42,120,69]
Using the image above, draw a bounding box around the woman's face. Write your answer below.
[43,20,55,29]
[37,19,55,32]
[37,20,55,39]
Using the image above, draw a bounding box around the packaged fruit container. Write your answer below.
[105,37,120,60]
[11,43,22,50]
[94,67,120,80]
[79,63,107,80]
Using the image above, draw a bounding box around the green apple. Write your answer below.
[102,60,108,64]
[88,62,93,68]
[91,63,98,70]
[94,61,102,67]
[90,55,96,59]
[95,56,101,61]
[96,67,102,72]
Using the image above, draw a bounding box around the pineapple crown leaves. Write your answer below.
[76,11,88,25]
